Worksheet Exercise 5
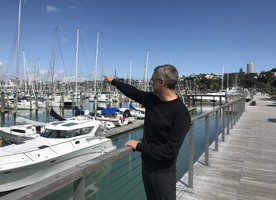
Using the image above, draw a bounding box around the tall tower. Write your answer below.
[247,62,253,73]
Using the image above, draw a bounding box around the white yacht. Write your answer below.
[97,108,136,126]
[118,108,145,120]
[0,124,42,144]
[0,117,116,192]
[203,90,227,102]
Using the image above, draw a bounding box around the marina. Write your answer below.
[1,1,275,199]
[0,97,218,198]
[0,95,249,199]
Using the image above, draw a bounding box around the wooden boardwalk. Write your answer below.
[176,93,276,200]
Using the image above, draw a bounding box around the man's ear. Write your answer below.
[160,79,166,87]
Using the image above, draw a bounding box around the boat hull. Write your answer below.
[0,138,116,192]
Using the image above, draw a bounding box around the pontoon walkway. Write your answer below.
[176,93,276,199]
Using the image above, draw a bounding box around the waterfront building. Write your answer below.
[247,62,253,73]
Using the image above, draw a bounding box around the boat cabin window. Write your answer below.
[94,125,103,137]
[11,129,26,133]
[41,127,94,138]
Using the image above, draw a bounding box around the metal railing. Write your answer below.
[187,97,245,188]
[0,97,245,200]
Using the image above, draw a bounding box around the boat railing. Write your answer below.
[0,97,246,200]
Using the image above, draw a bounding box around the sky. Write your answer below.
[1,0,276,82]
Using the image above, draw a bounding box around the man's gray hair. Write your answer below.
[154,64,179,89]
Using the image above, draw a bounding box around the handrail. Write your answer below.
[0,97,245,200]
[187,96,245,188]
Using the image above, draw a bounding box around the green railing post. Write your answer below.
[215,110,219,151]
[233,102,237,125]
[222,107,225,141]
[205,115,209,166]
[231,103,234,129]
[227,104,230,135]
[188,123,194,188]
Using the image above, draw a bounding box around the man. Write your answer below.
[104,64,191,200]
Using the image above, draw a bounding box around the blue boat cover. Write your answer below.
[129,104,137,110]
[101,108,119,115]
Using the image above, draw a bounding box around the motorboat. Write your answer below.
[97,107,136,127]
[0,116,117,192]
[203,90,227,102]
[53,107,117,130]
[0,124,43,144]
[127,104,145,119]
[89,91,120,103]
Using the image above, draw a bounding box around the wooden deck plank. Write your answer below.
[177,93,276,200]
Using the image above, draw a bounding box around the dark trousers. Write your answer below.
[142,164,176,200]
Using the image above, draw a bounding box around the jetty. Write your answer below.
[176,93,276,199]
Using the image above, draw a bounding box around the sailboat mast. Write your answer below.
[221,66,224,90]
[16,0,22,83]
[23,50,35,96]
[22,50,27,93]
[75,28,80,103]
[227,65,229,89]
[14,0,22,114]
[94,31,100,92]
[129,59,132,85]
[143,50,149,91]
[52,28,57,90]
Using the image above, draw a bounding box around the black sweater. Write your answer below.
[112,79,191,172]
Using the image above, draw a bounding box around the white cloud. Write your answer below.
[38,69,48,76]
[46,5,60,13]
[0,60,3,67]
[69,5,77,10]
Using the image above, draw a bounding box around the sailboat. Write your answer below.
[140,50,149,91]
[12,0,23,114]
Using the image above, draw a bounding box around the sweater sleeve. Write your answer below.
[111,79,149,105]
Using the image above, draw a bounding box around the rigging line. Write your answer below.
[7,30,18,75]
[68,44,78,82]
[79,29,90,74]
[46,28,56,83]
[68,54,76,82]
[56,27,68,82]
